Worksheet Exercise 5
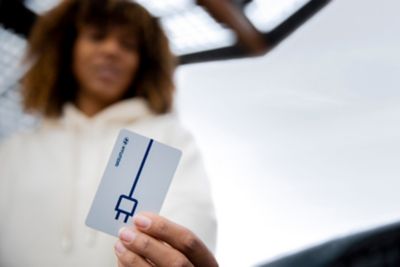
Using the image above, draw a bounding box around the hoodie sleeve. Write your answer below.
[159,118,217,253]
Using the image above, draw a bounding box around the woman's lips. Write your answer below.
[93,65,121,82]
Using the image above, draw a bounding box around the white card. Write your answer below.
[85,129,182,237]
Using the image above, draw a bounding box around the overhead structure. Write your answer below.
[0,0,331,139]
[1,0,331,63]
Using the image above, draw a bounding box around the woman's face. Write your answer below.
[73,25,140,105]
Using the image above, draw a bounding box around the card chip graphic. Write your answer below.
[115,139,154,223]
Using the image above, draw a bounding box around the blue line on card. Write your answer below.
[114,139,154,223]
[129,139,153,197]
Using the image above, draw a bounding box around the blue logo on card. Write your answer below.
[115,137,129,167]
[114,139,154,223]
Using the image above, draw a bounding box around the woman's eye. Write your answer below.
[85,29,106,41]
[121,38,138,50]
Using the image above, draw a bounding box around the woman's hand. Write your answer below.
[114,212,218,267]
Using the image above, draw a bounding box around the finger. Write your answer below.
[133,212,218,267]
[114,240,151,267]
[119,227,193,267]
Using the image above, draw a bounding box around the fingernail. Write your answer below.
[114,241,126,255]
[119,227,137,243]
[134,215,152,229]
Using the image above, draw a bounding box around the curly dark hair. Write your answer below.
[22,0,176,117]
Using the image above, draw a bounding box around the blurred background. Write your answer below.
[1,0,400,266]
[176,0,400,266]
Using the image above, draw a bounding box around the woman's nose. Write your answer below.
[99,36,121,55]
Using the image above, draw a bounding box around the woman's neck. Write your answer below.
[75,93,114,117]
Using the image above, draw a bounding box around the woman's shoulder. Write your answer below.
[0,127,38,157]
[0,119,61,155]
[0,131,29,165]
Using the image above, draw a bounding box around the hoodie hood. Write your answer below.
[60,97,153,130]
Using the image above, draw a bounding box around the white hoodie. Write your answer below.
[0,98,217,267]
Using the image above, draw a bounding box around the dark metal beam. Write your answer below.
[0,0,37,37]
[197,0,268,55]
[180,0,332,64]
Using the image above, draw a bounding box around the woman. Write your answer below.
[0,0,218,266]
